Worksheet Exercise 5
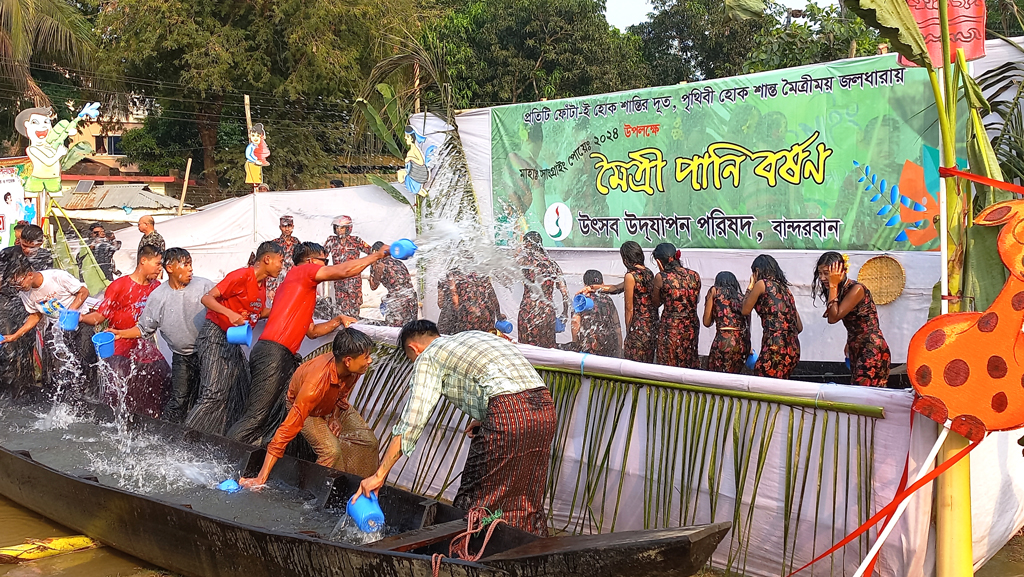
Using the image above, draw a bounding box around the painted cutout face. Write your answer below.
[249,131,262,145]
[24,114,52,145]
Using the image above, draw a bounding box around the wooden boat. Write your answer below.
[0,408,730,577]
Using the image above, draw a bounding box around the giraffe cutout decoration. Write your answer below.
[908,199,1024,441]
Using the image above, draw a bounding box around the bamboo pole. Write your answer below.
[244,95,253,132]
[176,158,192,216]
[937,431,974,577]
[535,366,885,418]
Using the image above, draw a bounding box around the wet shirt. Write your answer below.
[137,277,215,355]
[393,331,546,455]
[259,263,322,353]
[98,275,161,357]
[266,354,354,459]
[19,269,85,316]
[206,267,267,332]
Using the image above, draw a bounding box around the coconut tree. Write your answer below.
[0,0,95,105]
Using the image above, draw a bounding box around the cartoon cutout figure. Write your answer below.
[245,123,270,185]
[17,102,100,193]
[908,199,1024,442]
[396,125,434,197]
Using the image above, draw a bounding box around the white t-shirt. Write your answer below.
[20,269,87,316]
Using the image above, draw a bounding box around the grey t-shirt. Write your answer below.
[138,277,215,355]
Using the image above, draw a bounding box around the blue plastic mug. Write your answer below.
[495,319,513,334]
[347,493,385,532]
[745,350,758,370]
[217,479,242,493]
[92,332,115,359]
[573,294,594,313]
[226,323,253,347]
[390,239,417,260]
[58,308,80,331]
[845,357,851,370]
[379,301,387,315]
[555,317,566,333]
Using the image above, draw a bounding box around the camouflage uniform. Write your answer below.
[266,234,300,305]
[324,234,370,317]
[138,231,165,254]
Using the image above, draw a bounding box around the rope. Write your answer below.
[431,507,508,577]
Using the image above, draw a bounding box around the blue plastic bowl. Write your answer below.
[58,308,80,331]
[226,323,253,346]
[745,350,758,370]
[217,479,241,493]
[347,493,385,532]
[495,319,513,334]
[92,332,115,359]
[390,239,417,260]
[573,294,594,313]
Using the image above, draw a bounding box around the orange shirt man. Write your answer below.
[240,328,380,488]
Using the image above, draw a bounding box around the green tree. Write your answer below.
[96,0,413,190]
[743,3,881,73]
[630,0,770,85]
[425,0,651,107]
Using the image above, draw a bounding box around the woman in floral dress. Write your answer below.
[589,241,658,363]
[812,251,891,386]
[516,231,570,348]
[703,271,751,373]
[436,278,456,334]
[369,241,418,327]
[742,254,802,379]
[652,243,701,368]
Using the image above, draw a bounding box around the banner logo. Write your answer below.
[544,203,572,240]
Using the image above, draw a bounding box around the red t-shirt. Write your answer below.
[98,275,161,357]
[259,263,322,353]
[207,267,267,332]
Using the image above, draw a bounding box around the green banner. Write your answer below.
[490,55,944,251]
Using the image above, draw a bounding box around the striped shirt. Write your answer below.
[393,331,546,455]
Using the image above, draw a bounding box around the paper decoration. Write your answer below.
[908,199,1024,441]
[244,123,270,185]
[16,103,99,194]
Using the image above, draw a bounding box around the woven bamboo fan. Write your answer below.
[857,255,905,305]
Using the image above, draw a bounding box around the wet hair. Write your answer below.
[652,243,679,268]
[714,271,742,303]
[13,222,25,232]
[162,247,191,269]
[583,269,603,285]
[15,107,52,137]
[7,258,34,287]
[371,241,385,253]
[88,222,104,232]
[398,319,441,350]
[332,328,374,361]
[751,254,789,287]
[20,224,44,244]
[255,241,283,261]
[293,241,326,265]
[812,251,847,305]
[524,231,543,246]
[137,244,163,263]
[619,241,645,268]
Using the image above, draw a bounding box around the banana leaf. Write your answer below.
[366,173,412,207]
[376,83,403,137]
[840,0,931,68]
[725,0,766,21]
[963,225,1008,312]
[356,98,404,159]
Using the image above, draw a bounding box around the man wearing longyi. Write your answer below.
[354,320,556,537]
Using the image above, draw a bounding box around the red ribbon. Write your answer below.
[938,166,1024,196]
[786,435,981,577]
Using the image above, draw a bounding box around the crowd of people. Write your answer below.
[0,213,893,537]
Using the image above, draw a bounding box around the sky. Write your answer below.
[604,0,823,31]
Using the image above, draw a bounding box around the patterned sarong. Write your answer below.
[453,387,556,537]
[186,320,250,435]
[227,340,299,445]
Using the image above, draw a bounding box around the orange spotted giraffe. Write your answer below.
[908,200,1024,442]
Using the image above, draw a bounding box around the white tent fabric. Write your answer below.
[111,186,416,288]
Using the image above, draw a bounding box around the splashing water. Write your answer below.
[329,513,387,545]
